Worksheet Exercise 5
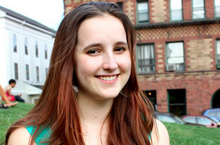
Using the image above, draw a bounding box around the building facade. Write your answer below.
[63,0,220,116]
[0,6,55,103]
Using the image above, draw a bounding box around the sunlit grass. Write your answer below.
[0,103,220,145]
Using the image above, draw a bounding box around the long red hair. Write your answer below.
[5,2,155,145]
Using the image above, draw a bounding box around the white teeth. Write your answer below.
[99,75,117,81]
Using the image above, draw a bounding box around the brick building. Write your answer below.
[63,0,220,116]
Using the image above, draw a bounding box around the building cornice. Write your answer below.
[135,19,220,29]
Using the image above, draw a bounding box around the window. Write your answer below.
[217,111,220,117]
[36,66,39,82]
[168,89,186,116]
[183,116,196,124]
[216,40,220,68]
[157,115,176,123]
[197,117,212,126]
[144,90,157,110]
[170,0,182,21]
[45,68,48,77]
[45,44,48,59]
[166,42,184,72]
[35,41,39,57]
[26,64,29,80]
[116,2,123,11]
[207,111,216,117]
[215,0,220,18]
[24,38,28,55]
[137,44,155,74]
[192,0,205,19]
[137,1,149,23]
[14,63,18,79]
[13,34,17,52]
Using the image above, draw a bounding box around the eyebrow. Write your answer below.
[83,41,128,51]
[114,41,128,47]
[83,43,102,51]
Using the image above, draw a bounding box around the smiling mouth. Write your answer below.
[96,74,119,81]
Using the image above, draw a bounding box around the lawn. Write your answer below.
[0,103,220,145]
[0,102,34,143]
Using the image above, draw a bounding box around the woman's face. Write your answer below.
[75,14,131,100]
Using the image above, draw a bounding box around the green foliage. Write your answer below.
[0,102,34,143]
[0,103,220,144]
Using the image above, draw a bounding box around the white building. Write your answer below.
[0,6,56,103]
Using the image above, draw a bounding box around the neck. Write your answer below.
[77,92,113,126]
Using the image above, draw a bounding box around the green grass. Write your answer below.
[0,103,220,145]
[0,102,34,143]
[164,122,220,145]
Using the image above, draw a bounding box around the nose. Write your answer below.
[102,53,118,71]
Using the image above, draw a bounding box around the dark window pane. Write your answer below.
[14,63,18,79]
[116,2,123,11]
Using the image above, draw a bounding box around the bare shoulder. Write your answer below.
[151,119,170,145]
[5,85,11,91]
[8,127,35,145]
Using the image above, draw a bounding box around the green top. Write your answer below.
[26,126,51,145]
[26,126,151,144]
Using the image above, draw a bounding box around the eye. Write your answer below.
[115,47,126,52]
[87,49,101,55]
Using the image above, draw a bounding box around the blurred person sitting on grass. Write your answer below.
[4,79,25,103]
[0,84,17,108]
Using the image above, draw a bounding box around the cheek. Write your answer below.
[75,56,100,78]
[117,55,131,73]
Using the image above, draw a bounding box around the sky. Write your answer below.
[0,0,64,30]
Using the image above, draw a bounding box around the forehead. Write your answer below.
[77,14,127,48]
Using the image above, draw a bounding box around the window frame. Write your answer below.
[136,43,156,74]
[136,0,149,24]
[165,41,185,72]
[192,0,206,20]
[169,0,183,21]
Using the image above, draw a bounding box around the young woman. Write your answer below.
[6,2,169,145]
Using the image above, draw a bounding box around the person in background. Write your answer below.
[6,2,169,145]
[4,79,25,103]
[0,84,17,108]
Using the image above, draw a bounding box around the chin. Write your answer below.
[98,92,120,100]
